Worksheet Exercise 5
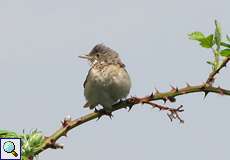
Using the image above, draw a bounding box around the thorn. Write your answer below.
[177,105,184,111]
[175,87,179,92]
[61,115,72,127]
[57,143,64,149]
[170,85,179,92]
[61,120,68,128]
[63,132,68,137]
[162,97,167,104]
[167,113,173,122]
[170,85,175,92]
[186,82,191,87]
[217,86,224,95]
[170,85,176,91]
[150,92,154,98]
[203,91,209,99]
[128,105,134,112]
[155,88,160,94]
[168,96,176,102]
[49,142,64,149]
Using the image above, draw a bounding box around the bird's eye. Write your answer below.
[96,54,100,58]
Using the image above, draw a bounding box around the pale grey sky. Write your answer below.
[0,0,230,160]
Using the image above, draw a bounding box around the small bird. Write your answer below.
[79,44,131,115]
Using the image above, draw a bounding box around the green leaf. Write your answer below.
[206,61,215,71]
[188,32,205,40]
[188,31,214,48]
[199,34,214,48]
[220,42,230,48]
[0,130,19,138]
[220,49,230,57]
[214,20,222,50]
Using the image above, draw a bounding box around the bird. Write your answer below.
[79,44,131,115]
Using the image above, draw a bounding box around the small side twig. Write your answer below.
[206,57,230,85]
[142,100,184,123]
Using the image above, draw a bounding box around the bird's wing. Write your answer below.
[83,68,92,88]
[83,77,87,88]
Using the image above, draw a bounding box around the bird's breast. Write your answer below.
[84,64,131,104]
[90,65,130,88]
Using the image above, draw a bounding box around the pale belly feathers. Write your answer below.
[84,65,131,110]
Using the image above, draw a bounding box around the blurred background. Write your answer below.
[0,0,229,159]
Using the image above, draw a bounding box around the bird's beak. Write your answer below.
[78,54,91,60]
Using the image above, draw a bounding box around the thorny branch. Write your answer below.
[33,57,230,157]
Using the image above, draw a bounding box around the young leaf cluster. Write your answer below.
[0,129,44,160]
[188,20,230,70]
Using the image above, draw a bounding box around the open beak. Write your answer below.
[78,54,91,60]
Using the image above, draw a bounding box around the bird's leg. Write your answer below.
[118,98,124,103]
[94,107,113,119]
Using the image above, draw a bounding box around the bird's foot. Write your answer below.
[95,108,113,120]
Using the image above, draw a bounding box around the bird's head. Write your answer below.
[79,44,125,67]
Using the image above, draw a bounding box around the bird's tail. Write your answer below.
[83,102,96,109]
[83,102,90,108]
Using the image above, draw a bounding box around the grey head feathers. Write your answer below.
[89,44,118,56]
[88,44,125,67]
